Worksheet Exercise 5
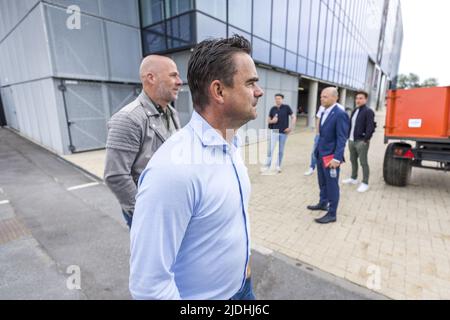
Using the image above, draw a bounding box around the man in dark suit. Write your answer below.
[307,87,350,224]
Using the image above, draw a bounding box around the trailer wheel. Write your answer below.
[383,143,412,186]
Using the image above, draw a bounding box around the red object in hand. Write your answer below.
[322,154,335,168]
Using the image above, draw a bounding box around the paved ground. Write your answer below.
[62,109,450,300]
[0,127,384,300]
[247,112,450,300]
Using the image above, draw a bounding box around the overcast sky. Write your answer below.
[399,0,450,86]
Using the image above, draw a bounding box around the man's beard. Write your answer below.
[156,83,176,104]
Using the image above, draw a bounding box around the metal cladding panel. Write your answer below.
[44,0,100,16]
[45,0,139,26]
[105,21,142,83]
[266,70,282,90]
[99,0,139,27]
[107,83,140,117]
[45,5,108,81]
[5,79,64,153]
[175,85,193,127]
[169,51,192,83]
[0,4,52,86]
[0,0,39,41]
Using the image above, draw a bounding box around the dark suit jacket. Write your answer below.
[315,105,350,163]
[348,105,375,142]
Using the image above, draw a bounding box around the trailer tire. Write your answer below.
[383,143,412,186]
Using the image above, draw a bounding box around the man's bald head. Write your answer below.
[320,87,339,108]
[140,55,176,82]
[139,55,182,107]
[323,87,339,97]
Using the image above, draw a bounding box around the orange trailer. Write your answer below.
[383,86,450,186]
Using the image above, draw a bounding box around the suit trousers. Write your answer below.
[317,156,340,217]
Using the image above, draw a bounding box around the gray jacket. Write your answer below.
[104,91,181,214]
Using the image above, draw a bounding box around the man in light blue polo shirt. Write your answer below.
[129,35,264,300]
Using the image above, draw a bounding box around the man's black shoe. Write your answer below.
[315,213,337,224]
[307,203,328,211]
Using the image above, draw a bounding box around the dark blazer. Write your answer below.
[348,105,375,141]
[315,105,350,162]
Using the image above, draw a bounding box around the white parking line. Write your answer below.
[67,182,100,191]
[0,200,10,205]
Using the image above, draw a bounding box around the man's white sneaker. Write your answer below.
[276,166,282,173]
[304,168,314,176]
[342,178,358,185]
[357,183,370,193]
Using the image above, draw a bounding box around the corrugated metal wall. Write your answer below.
[0,2,52,86]
[1,79,65,152]
[0,0,40,42]
[0,0,143,154]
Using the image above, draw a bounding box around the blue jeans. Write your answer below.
[266,131,288,167]
[122,210,133,229]
[309,134,320,169]
[229,277,256,300]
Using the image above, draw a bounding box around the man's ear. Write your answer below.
[209,80,225,104]
[146,72,155,84]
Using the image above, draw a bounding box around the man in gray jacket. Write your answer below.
[104,55,182,228]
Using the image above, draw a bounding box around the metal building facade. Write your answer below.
[0,0,142,154]
[0,0,403,154]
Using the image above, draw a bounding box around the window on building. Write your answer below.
[271,45,285,68]
[167,0,194,17]
[298,0,311,58]
[307,0,319,66]
[167,12,195,49]
[228,0,252,32]
[140,0,165,27]
[271,0,287,47]
[252,37,270,64]
[228,26,251,42]
[196,0,226,21]
[285,51,297,72]
[142,22,167,53]
[196,13,226,42]
[286,0,300,53]
[253,0,271,41]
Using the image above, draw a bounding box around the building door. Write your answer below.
[60,80,139,153]
[0,86,18,130]
[0,93,6,126]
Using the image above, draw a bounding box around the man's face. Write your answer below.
[275,96,283,106]
[355,94,368,107]
[155,60,182,105]
[223,53,264,126]
[320,89,338,108]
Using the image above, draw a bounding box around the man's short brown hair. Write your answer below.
[187,35,252,112]
[355,91,369,99]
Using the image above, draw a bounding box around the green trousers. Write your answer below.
[348,140,370,184]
